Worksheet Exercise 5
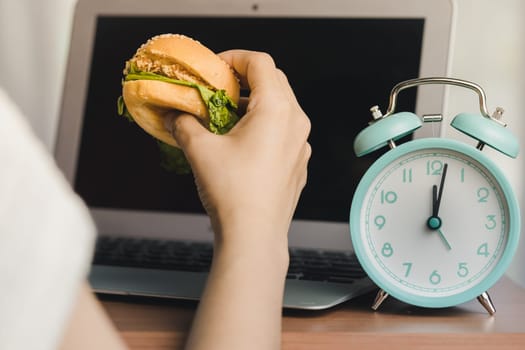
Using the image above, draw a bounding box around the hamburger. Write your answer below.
[117,34,240,172]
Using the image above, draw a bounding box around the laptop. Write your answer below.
[55,0,456,310]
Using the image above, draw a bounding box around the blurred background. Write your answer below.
[1,0,524,287]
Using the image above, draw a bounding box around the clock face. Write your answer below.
[350,139,520,307]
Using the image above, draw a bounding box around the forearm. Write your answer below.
[185,237,289,350]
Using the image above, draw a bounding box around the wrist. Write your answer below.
[213,230,290,277]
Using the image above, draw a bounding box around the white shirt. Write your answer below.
[0,88,95,350]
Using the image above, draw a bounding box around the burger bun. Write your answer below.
[122,34,240,148]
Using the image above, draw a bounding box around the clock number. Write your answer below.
[477,187,490,203]
[403,262,413,277]
[457,262,469,278]
[460,168,465,183]
[426,160,443,175]
[381,190,398,204]
[485,215,497,230]
[477,243,490,257]
[429,270,442,285]
[403,168,413,183]
[374,215,386,230]
[381,242,394,257]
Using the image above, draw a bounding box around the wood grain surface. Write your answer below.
[101,276,525,349]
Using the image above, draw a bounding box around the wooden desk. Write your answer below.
[101,276,525,349]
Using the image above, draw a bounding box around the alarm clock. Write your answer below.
[349,77,520,315]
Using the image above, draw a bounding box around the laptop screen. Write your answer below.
[74,16,423,223]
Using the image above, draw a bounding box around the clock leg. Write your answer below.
[477,291,496,316]
[371,289,389,311]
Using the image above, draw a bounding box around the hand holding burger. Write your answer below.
[169,49,312,350]
[121,38,312,350]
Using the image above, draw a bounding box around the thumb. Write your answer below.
[164,112,208,150]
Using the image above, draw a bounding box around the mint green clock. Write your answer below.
[350,78,520,315]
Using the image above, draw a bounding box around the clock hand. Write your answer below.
[437,228,452,250]
[428,163,448,230]
[433,163,448,218]
[432,184,438,217]
[427,164,451,251]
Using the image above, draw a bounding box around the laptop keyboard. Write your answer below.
[93,236,368,284]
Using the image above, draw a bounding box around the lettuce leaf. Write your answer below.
[117,96,134,122]
[117,65,239,174]
[157,140,192,174]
